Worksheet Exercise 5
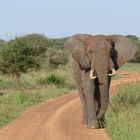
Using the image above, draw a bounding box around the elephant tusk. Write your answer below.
[108,68,116,76]
[90,69,97,79]
[90,76,97,79]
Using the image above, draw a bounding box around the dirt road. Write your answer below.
[0,71,140,140]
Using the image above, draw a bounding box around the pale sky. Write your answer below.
[0,0,140,40]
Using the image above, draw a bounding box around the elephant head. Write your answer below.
[64,34,137,120]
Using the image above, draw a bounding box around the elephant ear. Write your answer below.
[108,35,137,70]
[64,34,91,70]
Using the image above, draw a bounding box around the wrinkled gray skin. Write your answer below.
[64,34,137,129]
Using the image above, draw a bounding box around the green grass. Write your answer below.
[118,63,140,72]
[112,73,124,80]
[112,63,140,80]
[106,82,140,140]
[0,65,75,127]
[0,86,71,127]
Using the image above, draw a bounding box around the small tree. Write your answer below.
[0,37,47,85]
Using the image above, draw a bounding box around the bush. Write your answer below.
[11,34,48,57]
[19,34,48,48]
[45,48,69,69]
[0,39,6,48]
[38,74,65,87]
[47,38,65,49]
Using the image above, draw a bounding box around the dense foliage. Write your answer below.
[0,39,6,48]
[45,47,68,69]
[0,36,47,85]
[47,38,65,48]
[44,37,69,69]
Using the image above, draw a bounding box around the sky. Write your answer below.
[0,0,140,40]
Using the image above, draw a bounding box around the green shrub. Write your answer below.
[0,39,6,48]
[38,74,65,87]
[18,33,49,50]
[47,38,64,48]
[45,48,69,69]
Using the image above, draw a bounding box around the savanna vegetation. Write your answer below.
[0,33,72,127]
[106,81,140,140]
[0,33,140,140]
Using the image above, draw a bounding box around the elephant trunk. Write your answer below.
[91,64,109,120]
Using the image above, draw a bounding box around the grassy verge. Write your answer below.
[0,65,75,127]
[106,82,140,140]
[112,63,140,80]
[118,63,140,73]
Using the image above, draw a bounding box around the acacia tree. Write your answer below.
[0,36,47,85]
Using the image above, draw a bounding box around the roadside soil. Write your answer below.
[0,71,140,140]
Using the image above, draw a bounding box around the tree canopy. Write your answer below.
[0,35,48,85]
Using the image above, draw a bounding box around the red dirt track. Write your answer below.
[0,71,140,140]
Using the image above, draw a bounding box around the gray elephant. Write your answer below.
[64,34,137,129]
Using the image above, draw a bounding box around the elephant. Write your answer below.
[64,34,137,129]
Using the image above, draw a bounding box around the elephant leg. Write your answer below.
[71,56,88,125]
[81,70,99,129]
[94,78,101,114]
[76,83,88,125]
[98,76,112,128]
[95,75,112,128]
[94,79,105,128]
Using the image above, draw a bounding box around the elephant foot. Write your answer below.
[87,120,99,129]
[98,118,105,128]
